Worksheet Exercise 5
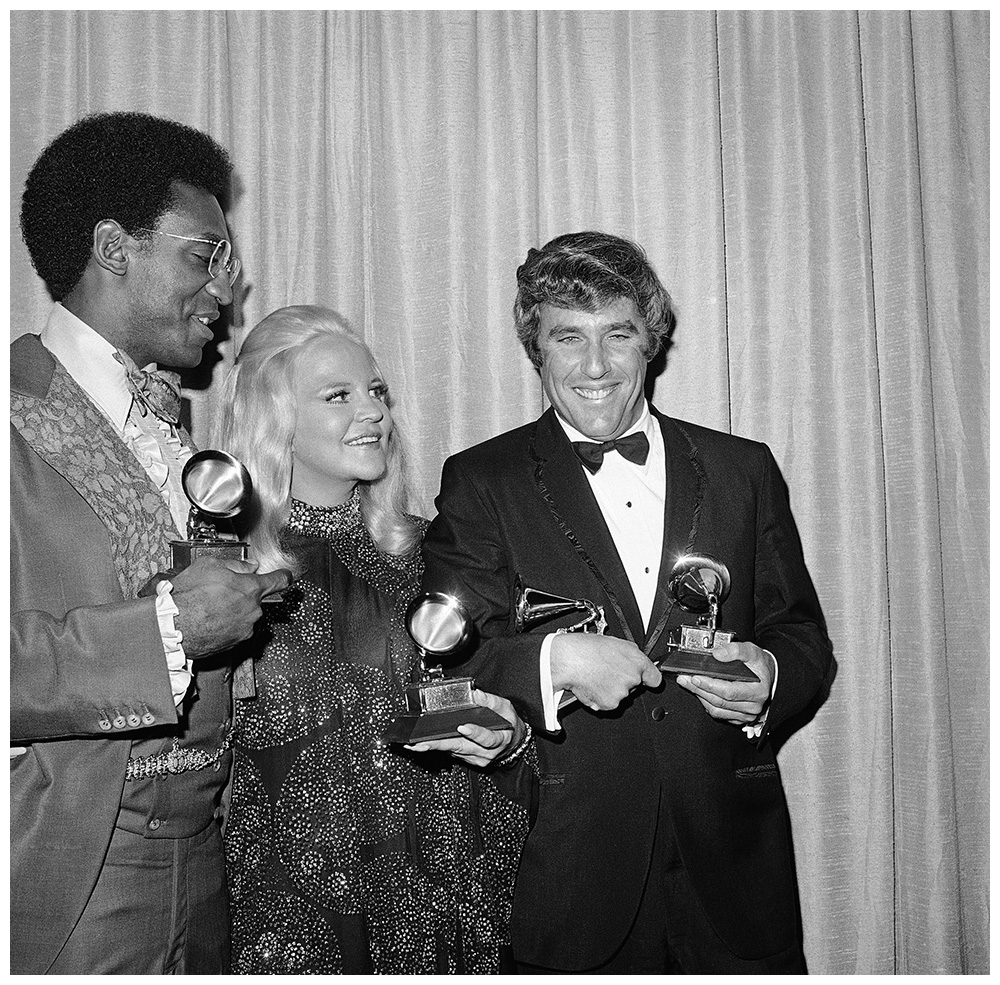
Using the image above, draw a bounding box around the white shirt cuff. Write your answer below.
[156,579,192,707]
[743,649,778,739]
[539,633,564,732]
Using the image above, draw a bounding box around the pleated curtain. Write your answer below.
[9,10,989,974]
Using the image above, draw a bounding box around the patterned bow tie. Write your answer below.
[114,350,182,427]
[572,431,650,474]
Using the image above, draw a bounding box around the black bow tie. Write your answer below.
[572,431,650,474]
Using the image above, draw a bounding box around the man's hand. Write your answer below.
[169,557,292,658]
[550,633,662,711]
[675,641,774,725]
[404,689,519,768]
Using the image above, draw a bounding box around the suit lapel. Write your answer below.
[643,411,705,654]
[529,409,645,643]
[10,335,179,600]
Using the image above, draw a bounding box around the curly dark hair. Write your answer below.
[513,231,675,368]
[20,111,234,301]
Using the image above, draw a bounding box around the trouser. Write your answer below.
[49,820,230,974]
[518,793,807,974]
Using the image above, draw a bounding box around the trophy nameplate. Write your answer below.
[170,450,252,569]
[381,592,512,745]
[658,554,759,683]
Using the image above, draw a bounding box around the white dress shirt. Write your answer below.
[39,303,193,704]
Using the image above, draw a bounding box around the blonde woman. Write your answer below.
[217,306,531,974]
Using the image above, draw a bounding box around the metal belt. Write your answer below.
[125,733,232,781]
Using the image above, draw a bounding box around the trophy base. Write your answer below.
[658,626,758,682]
[382,673,513,745]
[171,540,249,569]
[382,705,511,745]
[658,647,759,683]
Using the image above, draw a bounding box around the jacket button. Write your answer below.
[126,710,141,727]
[651,706,666,722]
[141,712,155,726]
[149,818,161,830]
[112,714,127,729]
[98,717,112,731]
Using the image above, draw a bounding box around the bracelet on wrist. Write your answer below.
[497,719,532,768]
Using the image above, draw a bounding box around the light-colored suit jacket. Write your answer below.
[10,333,180,973]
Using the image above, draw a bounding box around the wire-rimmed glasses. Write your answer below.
[136,228,242,285]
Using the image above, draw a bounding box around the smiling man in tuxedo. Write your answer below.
[421,231,833,973]
[11,112,290,973]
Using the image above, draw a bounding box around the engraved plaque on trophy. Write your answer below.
[657,554,759,683]
[381,592,512,745]
[170,450,253,570]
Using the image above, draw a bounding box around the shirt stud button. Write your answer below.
[651,706,666,722]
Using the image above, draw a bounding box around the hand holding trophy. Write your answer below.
[381,592,512,745]
[165,449,283,694]
[657,554,759,683]
[170,449,252,568]
[513,576,609,710]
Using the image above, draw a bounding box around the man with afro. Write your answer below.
[11,111,290,974]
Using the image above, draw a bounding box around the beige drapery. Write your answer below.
[9,10,988,974]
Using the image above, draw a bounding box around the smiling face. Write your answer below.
[289,335,392,507]
[120,182,234,369]
[537,297,649,441]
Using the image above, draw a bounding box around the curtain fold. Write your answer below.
[9,10,988,974]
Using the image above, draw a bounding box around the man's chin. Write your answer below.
[167,343,212,371]
[569,413,632,441]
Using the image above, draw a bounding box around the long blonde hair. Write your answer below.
[215,305,420,574]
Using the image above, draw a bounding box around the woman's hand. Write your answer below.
[403,689,525,768]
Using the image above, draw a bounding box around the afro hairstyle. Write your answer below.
[20,111,233,301]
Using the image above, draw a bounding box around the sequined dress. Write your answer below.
[225,497,529,974]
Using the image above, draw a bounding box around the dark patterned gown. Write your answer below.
[224,496,530,974]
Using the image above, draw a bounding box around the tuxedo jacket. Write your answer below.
[10,334,184,973]
[421,406,833,970]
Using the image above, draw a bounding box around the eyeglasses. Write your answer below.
[135,229,242,286]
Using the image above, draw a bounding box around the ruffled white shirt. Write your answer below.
[40,303,193,704]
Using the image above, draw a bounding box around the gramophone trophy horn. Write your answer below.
[381,592,512,745]
[170,450,253,569]
[513,577,608,636]
[657,554,758,683]
[512,577,607,711]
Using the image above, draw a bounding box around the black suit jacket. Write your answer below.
[421,406,833,969]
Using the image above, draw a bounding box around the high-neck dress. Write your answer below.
[224,497,530,974]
